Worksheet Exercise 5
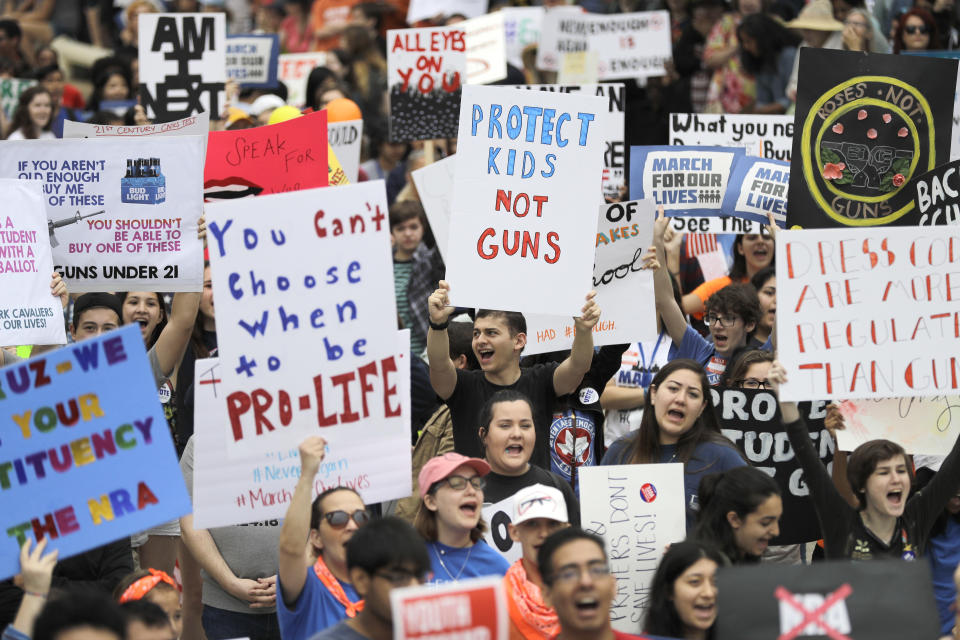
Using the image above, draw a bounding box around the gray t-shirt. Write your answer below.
[180,437,282,613]
[148,345,168,389]
[308,620,369,640]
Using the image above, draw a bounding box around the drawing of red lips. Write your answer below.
[203,176,264,201]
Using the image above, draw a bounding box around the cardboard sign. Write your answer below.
[537,10,671,80]
[0,325,191,580]
[411,155,456,263]
[62,112,210,161]
[464,12,508,85]
[139,13,226,121]
[716,560,940,640]
[722,157,789,226]
[204,109,328,201]
[669,113,793,161]
[446,85,606,315]
[0,180,66,346]
[205,181,399,457]
[277,52,328,108]
[191,345,410,528]
[329,119,362,184]
[387,26,466,142]
[524,199,657,356]
[837,396,960,455]
[777,225,960,401]
[630,145,744,217]
[502,7,544,69]
[713,389,834,545]
[406,0,488,24]
[0,78,36,120]
[481,495,522,564]
[0,137,204,292]
[912,158,960,226]
[226,34,279,89]
[580,464,686,634]
[789,49,958,229]
[391,577,508,640]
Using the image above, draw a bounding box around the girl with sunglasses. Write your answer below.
[893,8,939,52]
[278,437,370,640]
[414,452,511,585]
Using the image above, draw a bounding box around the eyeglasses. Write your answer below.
[438,475,486,491]
[323,509,370,528]
[737,378,769,390]
[844,19,868,28]
[904,24,930,34]
[704,313,741,328]
[374,567,423,586]
[550,563,611,585]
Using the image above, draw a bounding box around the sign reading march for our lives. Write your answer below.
[204,109,328,201]
[138,13,226,122]
[837,396,960,455]
[0,180,65,347]
[722,157,789,227]
[447,85,606,316]
[777,225,960,402]
[579,464,685,634]
[536,10,671,80]
[225,34,279,89]
[789,48,958,229]
[0,325,190,580]
[387,26,465,142]
[391,578,508,640]
[205,181,400,458]
[0,137,204,292]
[630,146,744,217]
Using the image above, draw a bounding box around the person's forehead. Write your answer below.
[474,316,508,332]
[873,455,907,470]
[321,489,364,511]
[554,538,605,566]
[78,307,120,325]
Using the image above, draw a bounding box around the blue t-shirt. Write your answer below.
[680,328,772,386]
[929,516,960,635]
[277,567,360,640]
[601,439,746,530]
[425,540,510,585]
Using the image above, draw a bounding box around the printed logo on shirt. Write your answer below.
[158,381,172,404]
[706,354,727,386]
[852,538,872,560]
[549,411,595,478]
[640,483,657,503]
[578,387,599,405]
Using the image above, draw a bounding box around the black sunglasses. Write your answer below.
[323,509,370,528]
[905,24,930,34]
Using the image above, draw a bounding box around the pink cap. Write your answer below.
[418,452,490,498]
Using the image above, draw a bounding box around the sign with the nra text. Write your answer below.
[391,576,508,640]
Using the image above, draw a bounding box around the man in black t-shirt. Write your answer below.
[425,280,601,468]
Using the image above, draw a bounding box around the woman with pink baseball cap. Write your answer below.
[414,452,511,585]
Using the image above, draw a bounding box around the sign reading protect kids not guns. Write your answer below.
[446,85,606,316]
[777,225,960,402]
[0,325,191,580]
[0,136,204,293]
[205,181,400,457]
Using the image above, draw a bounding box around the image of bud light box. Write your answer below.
[121,157,166,204]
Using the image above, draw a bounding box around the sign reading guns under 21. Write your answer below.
[0,325,190,580]
[446,85,606,316]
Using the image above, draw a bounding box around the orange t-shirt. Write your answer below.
[309,0,357,51]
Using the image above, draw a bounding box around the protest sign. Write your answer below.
[329,119,363,184]
[502,7,544,69]
[912,158,960,226]
[0,325,191,580]
[557,51,598,84]
[205,181,399,457]
[226,34,279,89]
[138,13,226,121]
[713,389,834,545]
[524,199,657,356]
[514,84,625,200]
[191,344,411,528]
[0,137,204,292]
[407,0,488,24]
[789,49,958,228]
[837,396,960,455]
[204,109,328,201]
[630,146,744,218]
[62,112,210,160]
[716,560,940,640]
[391,577,508,640]
[669,113,793,160]
[580,464,685,633]
[481,495,522,564]
[777,225,960,401]
[277,52,328,107]
[0,180,66,347]
[411,155,455,262]
[1,78,36,119]
[387,26,465,141]
[446,85,606,315]
[464,12,507,85]
[537,10,671,80]
[721,157,789,226]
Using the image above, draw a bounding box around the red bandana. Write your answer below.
[313,555,364,617]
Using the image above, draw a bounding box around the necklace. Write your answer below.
[433,542,473,581]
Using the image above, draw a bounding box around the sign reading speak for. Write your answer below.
[391,577,508,640]
[0,325,190,580]
[777,225,960,401]
[579,464,685,634]
[205,181,399,457]
[447,84,606,316]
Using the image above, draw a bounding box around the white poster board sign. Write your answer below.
[62,112,210,159]
[778,226,960,401]
[139,13,226,121]
[407,0,488,24]
[278,52,328,108]
[0,137,204,292]
[447,84,606,315]
[580,463,686,634]
[481,495,522,564]
[329,119,362,183]
[502,7,544,69]
[0,180,66,346]
[205,181,401,457]
[837,397,960,455]
[464,12,508,85]
[411,155,456,263]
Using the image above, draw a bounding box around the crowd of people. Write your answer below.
[3,0,960,639]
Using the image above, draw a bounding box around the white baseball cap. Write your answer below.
[512,484,568,525]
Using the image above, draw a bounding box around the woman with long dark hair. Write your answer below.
[737,12,801,113]
[645,540,724,639]
[4,86,54,140]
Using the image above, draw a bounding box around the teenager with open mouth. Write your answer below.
[645,541,724,640]
[772,360,960,561]
[601,360,746,531]
[414,452,511,585]
[479,390,580,526]
[692,465,782,564]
